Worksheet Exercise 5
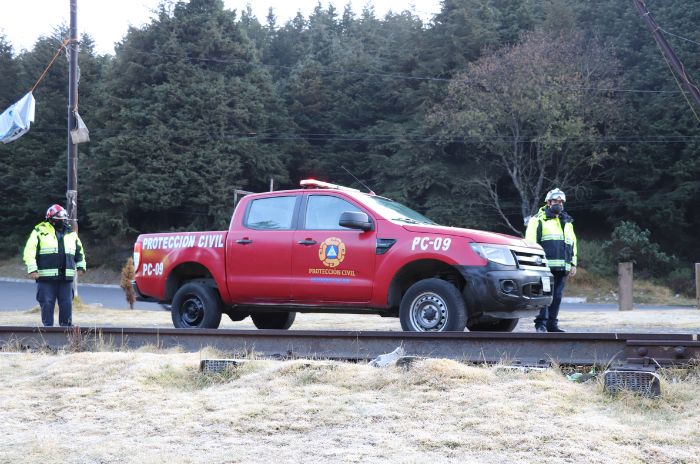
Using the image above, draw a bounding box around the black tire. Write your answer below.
[467,317,519,332]
[399,278,467,332]
[171,282,222,329]
[251,311,296,330]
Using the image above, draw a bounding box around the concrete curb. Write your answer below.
[562,297,587,304]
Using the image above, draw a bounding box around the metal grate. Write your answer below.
[603,369,661,397]
[200,359,240,373]
[511,245,549,271]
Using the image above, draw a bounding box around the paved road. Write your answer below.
[0,278,694,312]
[561,303,694,312]
[0,279,162,311]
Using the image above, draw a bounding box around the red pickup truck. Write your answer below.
[132,179,553,332]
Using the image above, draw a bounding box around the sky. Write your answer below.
[1,0,442,55]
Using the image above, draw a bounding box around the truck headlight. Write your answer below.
[469,243,516,266]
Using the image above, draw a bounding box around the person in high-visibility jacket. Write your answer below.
[23,204,86,327]
[525,188,577,333]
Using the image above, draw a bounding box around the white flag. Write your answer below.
[0,92,36,144]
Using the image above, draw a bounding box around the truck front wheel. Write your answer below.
[400,279,467,332]
[171,282,222,329]
[251,312,296,330]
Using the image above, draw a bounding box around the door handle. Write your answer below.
[297,239,317,246]
[236,238,253,244]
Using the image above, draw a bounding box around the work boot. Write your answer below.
[547,326,565,333]
[535,325,547,333]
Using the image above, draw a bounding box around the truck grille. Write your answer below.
[510,246,549,271]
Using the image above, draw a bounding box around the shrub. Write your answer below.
[576,239,615,277]
[602,221,677,278]
[663,266,695,298]
[120,257,136,309]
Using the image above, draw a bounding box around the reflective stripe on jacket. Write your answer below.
[525,206,577,273]
[23,221,86,281]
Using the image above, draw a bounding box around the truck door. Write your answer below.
[292,194,376,303]
[226,195,298,303]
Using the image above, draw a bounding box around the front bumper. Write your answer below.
[457,264,553,319]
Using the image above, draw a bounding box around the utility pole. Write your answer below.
[67,0,79,292]
[633,0,700,111]
[67,0,78,228]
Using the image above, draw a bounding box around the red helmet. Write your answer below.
[46,204,68,221]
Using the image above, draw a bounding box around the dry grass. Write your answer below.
[566,267,696,306]
[2,302,700,462]
[0,352,699,464]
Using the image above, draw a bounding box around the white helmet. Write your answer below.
[545,188,566,202]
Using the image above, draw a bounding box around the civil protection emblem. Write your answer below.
[319,237,346,268]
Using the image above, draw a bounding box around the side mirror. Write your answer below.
[339,211,373,231]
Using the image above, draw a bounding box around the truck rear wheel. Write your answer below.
[251,311,296,330]
[171,282,222,329]
[468,317,519,332]
[400,278,467,332]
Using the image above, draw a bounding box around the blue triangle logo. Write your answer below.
[326,245,338,258]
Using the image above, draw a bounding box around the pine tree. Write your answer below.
[0,32,103,256]
[84,0,291,239]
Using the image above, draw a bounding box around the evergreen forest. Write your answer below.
[0,0,698,287]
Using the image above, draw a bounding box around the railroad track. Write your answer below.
[1,326,698,367]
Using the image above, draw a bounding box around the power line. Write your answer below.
[461,191,700,216]
[132,49,685,95]
[15,126,700,144]
[633,0,700,122]
[138,50,455,83]
[659,27,700,47]
[89,189,695,219]
[15,128,700,144]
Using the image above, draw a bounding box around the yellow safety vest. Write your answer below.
[23,221,86,281]
[526,206,577,272]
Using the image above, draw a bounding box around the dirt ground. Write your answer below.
[1,303,700,334]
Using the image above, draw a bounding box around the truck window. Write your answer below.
[305,195,362,230]
[361,195,436,225]
[245,196,296,230]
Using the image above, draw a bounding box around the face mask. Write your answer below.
[549,203,564,214]
[52,220,67,232]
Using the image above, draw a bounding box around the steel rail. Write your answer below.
[0,326,698,367]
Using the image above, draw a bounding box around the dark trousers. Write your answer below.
[37,280,74,327]
[535,271,567,329]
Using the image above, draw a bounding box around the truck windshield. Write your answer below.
[361,195,437,225]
